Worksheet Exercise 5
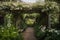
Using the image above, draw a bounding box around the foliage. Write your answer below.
[34,25,46,40]
[42,1,59,14]
[50,14,59,29]
[0,26,23,40]
[34,24,60,40]
[0,1,60,40]
[44,29,60,40]
[0,13,23,40]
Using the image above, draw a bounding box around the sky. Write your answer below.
[21,0,37,3]
[21,0,45,4]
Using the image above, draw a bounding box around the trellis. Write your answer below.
[0,1,59,28]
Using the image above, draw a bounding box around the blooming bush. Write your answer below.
[0,13,23,40]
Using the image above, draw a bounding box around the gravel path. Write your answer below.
[23,27,37,40]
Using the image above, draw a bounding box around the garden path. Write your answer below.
[23,27,37,40]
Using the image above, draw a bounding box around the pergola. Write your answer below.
[0,1,59,28]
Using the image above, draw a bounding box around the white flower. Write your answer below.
[41,26,46,32]
[49,29,55,32]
